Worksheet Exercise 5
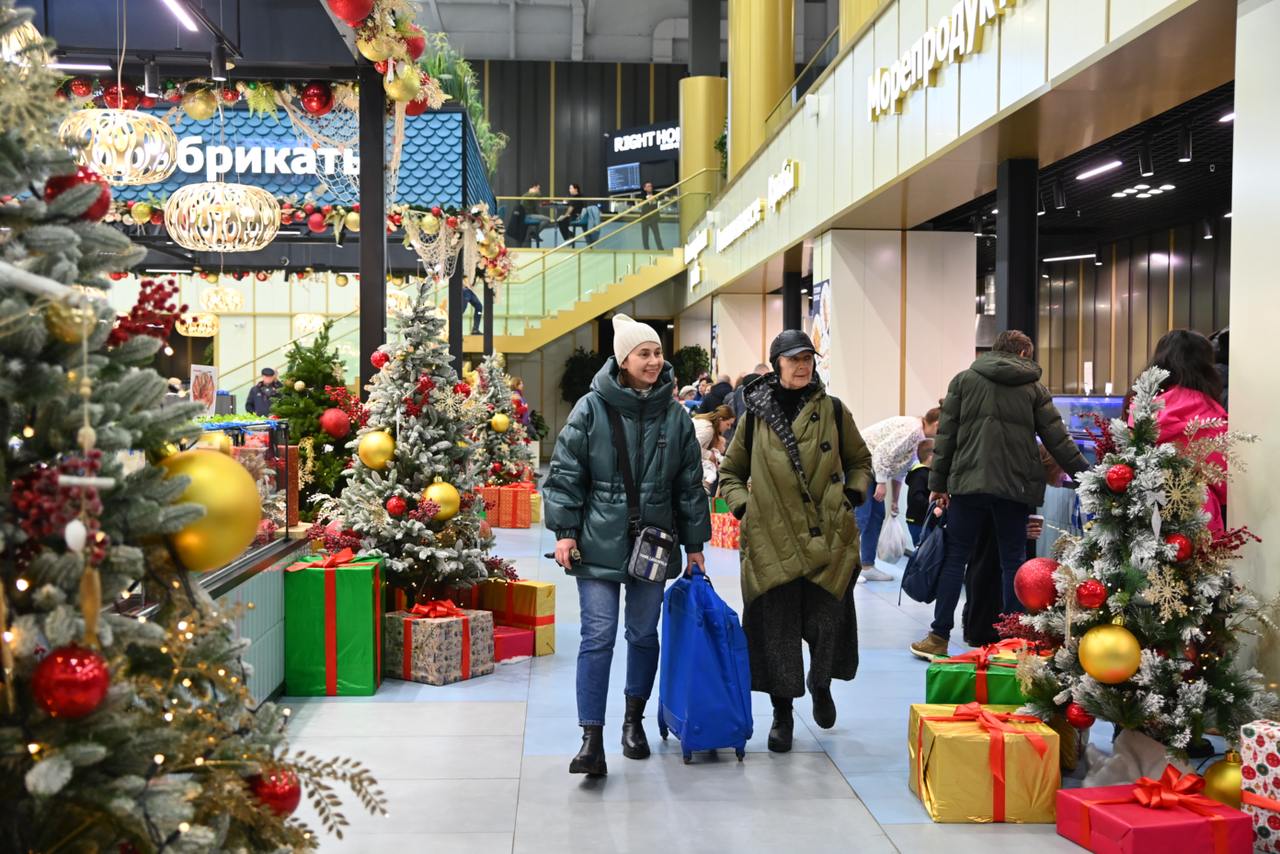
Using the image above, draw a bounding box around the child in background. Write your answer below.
[904,439,934,546]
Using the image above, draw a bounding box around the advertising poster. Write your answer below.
[189,365,218,415]
[808,279,831,385]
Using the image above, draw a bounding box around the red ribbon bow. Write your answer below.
[1081,765,1233,854]
[289,547,357,571]
[409,600,465,620]
[934,643,1023,703]
[401,600,471,681]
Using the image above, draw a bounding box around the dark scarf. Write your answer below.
[742,374,818,481]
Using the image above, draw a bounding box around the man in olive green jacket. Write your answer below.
[911,330,1088,659]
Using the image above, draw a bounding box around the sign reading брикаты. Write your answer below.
[867,0,1014,122]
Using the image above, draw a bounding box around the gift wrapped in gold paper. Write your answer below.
[907,702,1060,823]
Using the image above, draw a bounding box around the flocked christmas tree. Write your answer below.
[0,5,383,848]
[467,353,535,485]
[270,320,351,518]
[1016,366,1278,755]
[314,284,511,601]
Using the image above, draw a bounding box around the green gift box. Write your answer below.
[284,549,384,696]
[924,648,1025,706]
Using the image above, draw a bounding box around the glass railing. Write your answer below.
[494,191,684,252]
[764,24,842,138]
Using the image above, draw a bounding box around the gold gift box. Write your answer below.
[907,703,1060,824]
[477,578,555,656]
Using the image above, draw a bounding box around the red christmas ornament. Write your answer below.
[292,210,305,223]
[69,76,93,97]
[1105,463,1135,493]
[321,204,333,216]
[307,212,327,233]
[31,645,110,719]
[139,95,158,109]
[491,462,503,474]
[430,206,442,217]
[44,166,112,221]
[453,382,471,397]
[1165,533,1193,563]
[149,210,163,225]
[370,350,390,369]
[101,82,140,109]
[220,87,240,104]
[319,407,351,439]
[1064,702,1096,729]
[300,81,333,116]
[373,59,388,75]
[256,271,270,282]
[402,24,426,60]
[303,202,316,215]
[1075,578,1108,609]
[247,769,302,817]
[404,80,430,116]
[326,0,374,25]
[445,215,459,229]
[385,496,407,517]
[1013,557,1059,613]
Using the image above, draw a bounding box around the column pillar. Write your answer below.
[688,0,720,78]
[1229,0,1280,682]
[679,75,727,239]
[482,283,494,355]
[727,0,792,177]
[448,262,464,375]
[995,159,1038,339]
[782,271,803,330]
[357,65,387,397]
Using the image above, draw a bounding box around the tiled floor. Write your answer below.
[285,525,1090,853]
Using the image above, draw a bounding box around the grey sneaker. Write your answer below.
[910,633,949,660]
[861,566,894,582]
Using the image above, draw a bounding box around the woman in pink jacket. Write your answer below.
[1137,330,1229,533]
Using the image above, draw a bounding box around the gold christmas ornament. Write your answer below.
[1202,752,1242,809]
[357,431,395,470]
[130,202,153,224]
[490,413,511,433]
[196,431,233,454]
[150,441,180,462]
[421,213,440,235]
[422,478,460,521]
[356,34,394,62]
[335,273,350,287]
[1078,622,1142,684]
[182,88,218,121]
[164,182,281,252]
[59,109,178,186]
[175,313,219,337]
[44,298,98,344]
[293,380,306,392]
[384,65,421,102]
[344,211,361,232]
[199,285,243,313]
[159,449,262,572]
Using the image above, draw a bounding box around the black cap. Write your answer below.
[769,329,816,364]
[261,367,276,376]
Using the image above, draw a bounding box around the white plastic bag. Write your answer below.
[876,510,910,563]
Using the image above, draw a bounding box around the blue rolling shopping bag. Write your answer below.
[656,573,753,763]
[899,505,946,604]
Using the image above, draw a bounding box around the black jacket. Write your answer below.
[245,380,281,417]
[698,381,734,414]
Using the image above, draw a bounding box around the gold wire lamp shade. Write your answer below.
[292,313,326,337]
[59,109,178,186]
[164,183,281,252]
[176,313,219,337]
[199,286,243,313]
[0,17,48,76]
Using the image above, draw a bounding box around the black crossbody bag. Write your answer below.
[604,403,676,583]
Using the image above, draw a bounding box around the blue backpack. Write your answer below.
[657,574,753,763]
[899,505,947,604]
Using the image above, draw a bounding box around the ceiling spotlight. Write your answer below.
[1136,193,1151,198]
[1177,127,1192,163]
[143,60,160,98]
[1224,211,1233,218]
[1219,112,1235,123]
[210,42,228,82]
[1134,184,1150,190]
[1076,160,1123,180]
[1201,218,1214,240]
[1159,184,1175,191]
[1094,248,1103,267]
[1111,192,1126,198]
[1052,180,1066,210]
[1138,137,1154,178]
[159,0,200,32]
[990,208,998,215]
[1036,194,1046,217]
[1123,188,1139,195]
[971,216,983,238]
[1148,188,1164,195]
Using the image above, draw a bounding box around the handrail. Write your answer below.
[765,24,841,131]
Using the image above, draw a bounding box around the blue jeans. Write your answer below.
[855,492,886,567]
[462,287,483,333]
[929,493,1030,638]
[908,522,924,546]
[576,576,666,726]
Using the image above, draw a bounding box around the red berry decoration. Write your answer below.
[385,495,407,517]
[1105,463,1135,493]
[370,350,390,369]
[1075,578,1108,609]
[31,645,110,719]
[319,407,351,439]
[430,205,442,217]
[307,212,327,233]
[303,202,316,215]
[44,166,112,221]
[300,81,333,116]
[326,0,374,26]
[69,76,93,97]
[247,769,302,817]
[445,215,459,229]
[1165,533,1193,563]
[292,210,305,223]
[1013,557,1059,613]
[453,382,471,396]
[1064,702,1096,729]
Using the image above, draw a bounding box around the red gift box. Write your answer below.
[711,512,740,549]
[493,625,534,661]
[1056,765,1253,854]
[496,485,531,528]
[479,485,501,516]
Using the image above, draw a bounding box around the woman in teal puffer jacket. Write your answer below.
[543,315,711,778]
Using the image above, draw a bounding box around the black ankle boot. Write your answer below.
[621,695,651,760]
[768,697,794,753]
[569,725,607,776]
[809,677,837,730]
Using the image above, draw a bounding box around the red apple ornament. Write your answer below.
[1014,557,1059,613]
[326,0,374,26]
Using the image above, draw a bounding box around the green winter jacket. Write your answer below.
[929,351,1088,506]
[543,359,711,583]
[717,376,874,608]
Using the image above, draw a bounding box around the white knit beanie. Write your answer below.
[612,313,661,366]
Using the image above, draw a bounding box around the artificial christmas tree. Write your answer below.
[0,5,384,848]
[1016,367,1277,759]
[270,320,350,519]
[467,353,536,486]
[314,283,511,602]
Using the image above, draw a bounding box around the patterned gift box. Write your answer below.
[478,578,555,656]
[284,550,383,696]
[479,485,502,517]
[1242,720,1280,851]
[383,602,495,685]
[908,702,1060,823]
[494,625,534,662]
[529,492,542,523]
[495,486,531,528]
[710,512,740,549]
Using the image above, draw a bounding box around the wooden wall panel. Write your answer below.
[1129,234,1150,387]
[1112,241,1131,396]
[1063,262,1080,393]
[1147,233,1170,349]
[1190,230,1216,334]
[1171,225,1193,330]
[1082,260,1098,391]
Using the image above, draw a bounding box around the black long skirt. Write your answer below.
[742,576,859,698]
